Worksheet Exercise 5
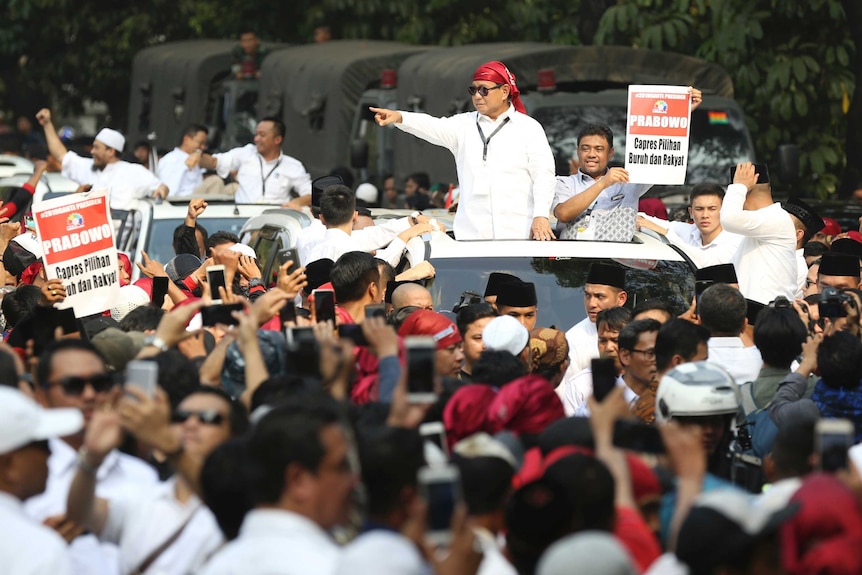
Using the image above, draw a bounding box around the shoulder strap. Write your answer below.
[131,506,199,575]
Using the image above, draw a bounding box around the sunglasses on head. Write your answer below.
[171,410,225,425]
[52,373,116,395]
[467,83,505,97]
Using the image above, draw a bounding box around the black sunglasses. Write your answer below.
[172,410,225,425]
[468,83,505,96]
[51,373,116,395]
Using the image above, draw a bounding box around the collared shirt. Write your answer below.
[396,106,556,240]
[200,508,340,575]
[557,368,635,417]
[335,530,430,575]
[61,152,163,210]
[707,337,763,385]
[25,439,158,575]
[638,214,743,268]
[720,184,797,304]
[213,144,311,204]
[156,148,205,197]
[298,217,412,267]
[100,477,223,575]
[565,316,598,376]
[552,172,651,241]
[0,491,73,575]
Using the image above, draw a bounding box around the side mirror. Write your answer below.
[351,139,369,169]
[777,144,799,185]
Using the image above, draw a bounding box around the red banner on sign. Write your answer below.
[627,91,690,137]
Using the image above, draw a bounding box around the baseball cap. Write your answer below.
[165,254,202,283]
[0,387,83,455]
[483,315,529,356]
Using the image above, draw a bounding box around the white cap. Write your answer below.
[355,183,378,204]
[453,432,517,467]
[0,387,83,455]
[95,128,126,152]
[228,243,257,259]
[482,315,529,356]
[11,233,43,258]
[110,285,151,321]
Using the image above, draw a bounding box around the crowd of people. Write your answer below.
[2,57,862,575]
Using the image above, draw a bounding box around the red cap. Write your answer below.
[487,374,565,436]
[821,217,841,236]
[397,309,462,350]
[443,385,498,447]
[847,231,862,243]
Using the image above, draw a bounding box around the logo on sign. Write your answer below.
[652,100,668,114]
[66,213,85,230]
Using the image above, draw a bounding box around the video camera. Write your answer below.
[819,286,853,318]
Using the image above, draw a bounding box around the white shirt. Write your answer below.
[335,530,430,575]
[306,228,409,269]
[213,144,311,204]
[795,248,807,299]
[156,148,205,198]
[61,152,163,210]
[565,317,599,376]
[25,439,159,575]
[474,527,517,575]
[720,184,797,304]
[100,477,223,575]
[396,106,556,240]
[707,337,763,385]
[638,214,743,268]
[199,509,339,575]
[557,369,634,417]
[298,218,412,267]
[0,491,73,575]
[553,172,652,241]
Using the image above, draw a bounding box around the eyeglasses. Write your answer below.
[629,348,656,360]
[49,373,116,395]
[171,410,226,425]
[468,83,505,97]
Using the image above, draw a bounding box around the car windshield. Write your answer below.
[426,256,694,329]
[534,106,752,185]
[145,217,248,264]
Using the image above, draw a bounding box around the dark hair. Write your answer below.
[2,284,41,328]
[454,455,514,515]
[407,172,430,192]
[133,140,151,151]
[376,258,396,288]
[246,395,345,505]
[770,420,814,479]
[180,123,208,146]
[689,182,725,204]
[207,231,240,256]
[577,123,614,148]
[37,339,105,388]
[803,241,829,259]
[472,350,528,387]
[631,299,675,321]
[543,454,616,532]
[618,318,661,352]
[456,302,499,336]
[259,116,285,140]
[173,222,208,258]
[0,347,20,388]
[179,385,249,436]
[201,437,254,540]
[250,375,323,413]
[320,184,356,227]
[753,307,807,369]
[358,427,425,517]
[654,319,710,373]
[818,331,862,390]
[330,251,380,303]
[388,306,421,330]
[118,306,165,332]
[698,283,747,335]
[596,306,632,333]
[148,351,201,409]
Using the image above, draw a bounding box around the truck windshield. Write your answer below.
[534,106,752,184]
[145,218,248,264]
[426,256,694,329]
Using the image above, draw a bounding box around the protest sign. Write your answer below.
[33,190,120,317]
[624,85,691,185]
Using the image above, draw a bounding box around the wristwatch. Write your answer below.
[248,277,264,289]
[410,211,421,225]
[143,334,170,352]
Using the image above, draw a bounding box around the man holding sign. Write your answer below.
[552,87,701,242]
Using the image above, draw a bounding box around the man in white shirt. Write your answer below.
[617,319,661,406]
[698,283,762,385]
[36,109,168,210]
[66,387,247,575]
[27,340,159,575]
[156,124,209,198]
[371,61,557,241]
[780,198,825,297]
[200,395,357,575]
[720,162,797,304]
[198,117,312,206]
[565,263,628,375]
[496,279,538,331]
[0,386,83,575]
[637,182,743,268]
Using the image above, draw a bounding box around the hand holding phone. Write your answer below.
[125,360,158,398]
[206,265,227,304]
[313,289,336,324]
[418,465,461,547]
[151,276,169,308]
[406,336,437,403]
[816,419,854,472]
[201,303,244,327]
[592,357,618,402]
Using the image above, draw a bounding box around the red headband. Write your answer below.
[473,61,526,114]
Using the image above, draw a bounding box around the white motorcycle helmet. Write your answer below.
[655,361,741,424]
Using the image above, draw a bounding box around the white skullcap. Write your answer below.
[482,315,529,356]
[110,285,151,321]
[228,243,257,258]
[355,183,379,204]
[95,128,125,152]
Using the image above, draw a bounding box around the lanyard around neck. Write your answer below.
[475,117,510,161]
[258,155,282,197]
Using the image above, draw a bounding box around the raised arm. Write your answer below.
[35,109,68,163]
